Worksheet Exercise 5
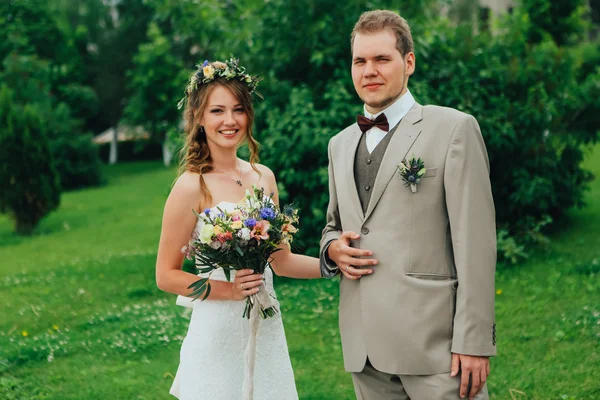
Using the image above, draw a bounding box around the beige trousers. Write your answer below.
[352,360,489,400]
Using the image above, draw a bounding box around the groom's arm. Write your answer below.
[320,139,342,278]
[444,114,497,357]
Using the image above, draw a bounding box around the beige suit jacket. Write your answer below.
[320,102,497,375]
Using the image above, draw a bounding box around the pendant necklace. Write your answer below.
[213,160,243,186]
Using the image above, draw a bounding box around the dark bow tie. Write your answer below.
[357,113,389,133]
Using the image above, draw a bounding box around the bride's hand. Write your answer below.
[230,269,263,301]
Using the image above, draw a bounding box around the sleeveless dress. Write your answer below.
[170,201,298,400]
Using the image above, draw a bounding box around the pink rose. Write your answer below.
[251,220,270,241]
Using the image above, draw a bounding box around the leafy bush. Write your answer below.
[412,18,599,244]
[0,86,60,234]
[44,103,104,190]
[0,2,104,191]
[1,53,104,190]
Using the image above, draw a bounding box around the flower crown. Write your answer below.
[177,57,262,109]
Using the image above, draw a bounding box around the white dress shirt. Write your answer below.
[363,89,416,153]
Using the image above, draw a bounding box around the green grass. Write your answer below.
[1,149,599,399]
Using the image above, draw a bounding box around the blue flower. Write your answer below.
[244,218,257,228]
[202,60,209,67]
[283,204,295,217]
[260,207,276,220]
[203,208,212,215]
[408,175,416,182]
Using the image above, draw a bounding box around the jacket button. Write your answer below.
[365,185,371,191]
[366,159,372,164]
[361,227,369,235]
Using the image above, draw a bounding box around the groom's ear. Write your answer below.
[404,52,416,77]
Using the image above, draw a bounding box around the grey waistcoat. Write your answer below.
[354,123,400,214]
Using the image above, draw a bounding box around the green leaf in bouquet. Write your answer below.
[201,282,212,300]
[223,268,231,282]
[190,284,209,299]
[235,244,244,256]
[188,277,208,289]
[196,265,214,273]
[188,277,209,300]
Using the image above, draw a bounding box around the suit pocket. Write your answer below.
[421,168,437,178]
[405,272,457,285]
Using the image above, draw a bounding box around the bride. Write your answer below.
[155,58,321,400]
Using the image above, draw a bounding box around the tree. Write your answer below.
[0,0,103,190]
[0,86,61,235]
[522,0,587,45]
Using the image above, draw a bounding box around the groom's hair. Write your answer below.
[351,10,414,56]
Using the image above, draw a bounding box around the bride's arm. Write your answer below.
[258,165,321,279]
[155,172,263,299]
[270,247,321,279]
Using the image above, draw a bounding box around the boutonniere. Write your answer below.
[397,155,426,193]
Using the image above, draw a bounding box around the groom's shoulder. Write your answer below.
[330,123,359,146]
[423,105,473,122]
[421,104,476,124]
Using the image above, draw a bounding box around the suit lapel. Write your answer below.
[364,103,424,221]
[344,124,365,221]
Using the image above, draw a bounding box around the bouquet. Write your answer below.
[182,186,299,319]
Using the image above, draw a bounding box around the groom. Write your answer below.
[320,10,497,400]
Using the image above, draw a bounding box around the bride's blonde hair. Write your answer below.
[177,78,260,206]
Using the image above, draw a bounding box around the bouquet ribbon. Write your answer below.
[242,286,277,400]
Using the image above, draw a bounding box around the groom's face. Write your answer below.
[351,29,414,114]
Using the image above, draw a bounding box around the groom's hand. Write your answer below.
[328,231,378,280]
[451,353,490,399]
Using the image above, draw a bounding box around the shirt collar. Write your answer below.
[363,89,415,130]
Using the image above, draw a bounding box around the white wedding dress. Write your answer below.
[170,201,298,400]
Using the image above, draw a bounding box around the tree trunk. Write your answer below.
[109,126,118,165]
[163,137,174,167]
[15,218,35,235]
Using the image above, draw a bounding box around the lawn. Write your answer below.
[1,146,599,399]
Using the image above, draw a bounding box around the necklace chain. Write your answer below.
[213,160,243,187]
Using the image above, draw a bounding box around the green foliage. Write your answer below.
[0,1,104,191]
[496,228,529,265]
[44,103,104,190]
[521,0,587,45]
[1,53,104,190]
[123,22,186,141]
[0,0,100,125]
[0,86,60,235]
[412,17,599,248]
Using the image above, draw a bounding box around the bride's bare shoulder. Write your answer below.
[254,163,275,180]
[251,163,278,197]
[170,171,203,198]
